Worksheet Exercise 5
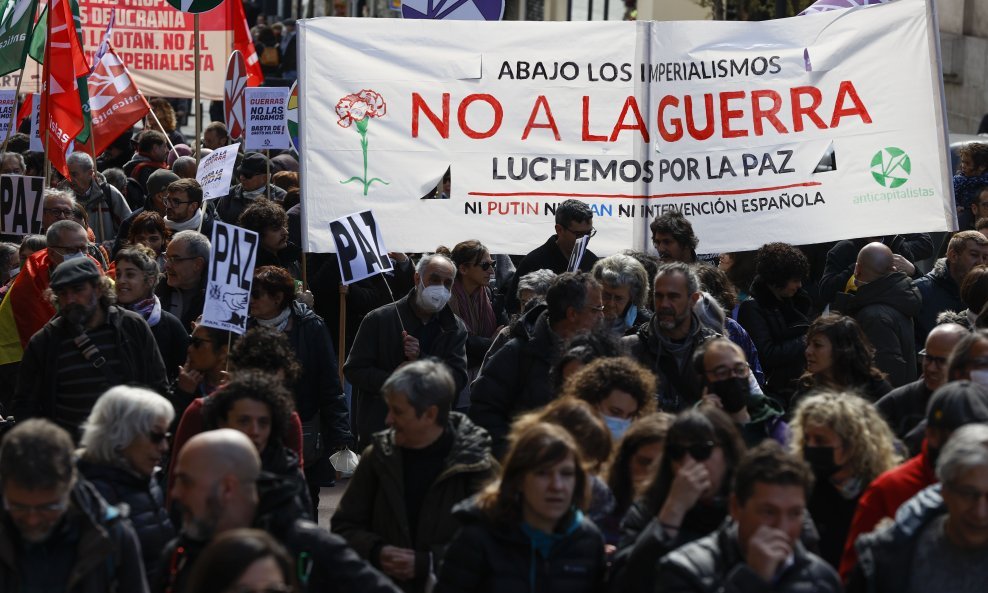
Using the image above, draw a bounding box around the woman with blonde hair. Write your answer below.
[436,421,606,593]
[790,390,900,568]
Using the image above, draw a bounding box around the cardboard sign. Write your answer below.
[201,220,259,333]
[244,87,290,150]
[330,210,394,285]
[0,175,44,237]
[299,0,953,255]
[197,142,241,200]
[28,92,40,152]
[0,90,16,139]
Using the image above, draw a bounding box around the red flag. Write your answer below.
[40,0,88,176]
[86,45,150,157]
[230,0,263,87]
[15,94,32,129]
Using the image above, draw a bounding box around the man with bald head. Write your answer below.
[834,241,922,386]
[160,430,398,593]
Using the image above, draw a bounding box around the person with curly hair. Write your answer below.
[789,391,900,568]
[737,242,813,403]
[561,356,657,440]
[792,314,893,406]
[239,199,300,279]
[125,210,171,269]
[649,210,698,264]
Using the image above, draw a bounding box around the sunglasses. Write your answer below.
[149,430,172,445]
[666,440,716,462]
[477,261,497,271]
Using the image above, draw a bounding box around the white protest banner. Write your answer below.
[0,90,16,139]
[202,221,259,333]
[299,0,952,255]
[28,93,41,152]
[245,87,290,150]
[0,175,44,237]
[330,210,394,285]
[197,143,241,201]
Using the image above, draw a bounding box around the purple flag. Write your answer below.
[799,0,890,16]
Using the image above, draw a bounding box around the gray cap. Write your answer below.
[49,257,100,290]
[927,380,988,432]
[148,169,180,198]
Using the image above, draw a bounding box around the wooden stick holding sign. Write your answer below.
[201,220,259,334]
[0,175,45,237]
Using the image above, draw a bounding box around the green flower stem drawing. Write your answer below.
[341,118,389,195]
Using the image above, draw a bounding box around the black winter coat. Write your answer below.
[833,272,922,387]
[77,460,175,585]
[913,258,966,344]
[818,234,932,305]
[436,499,606,593]
[150,309,190,381]
[656,522,841,593]
[874,378,931,440]
[504,235,598,314]
[469,305,559,458]
[736,279,812,402]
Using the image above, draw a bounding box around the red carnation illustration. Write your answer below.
[338,89,389,195]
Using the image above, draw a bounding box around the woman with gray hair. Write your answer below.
[591,253,652,336]
[78,385,176,583]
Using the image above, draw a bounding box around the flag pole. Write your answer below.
[338,283,346,386]
[147,108,177,154]
[87,132,105,243]
[42,1,51,190]
[194,14,201,164]
[1,74,27,155]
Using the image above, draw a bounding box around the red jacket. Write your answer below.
[838,439,937,581]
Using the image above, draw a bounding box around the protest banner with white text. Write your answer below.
[330,209,394,285]
[202,220,258,333]
[0,175,44,237]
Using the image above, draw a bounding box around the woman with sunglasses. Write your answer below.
[78,385,176,584]
[445,241,505,409]
[609,408,746,593]
[793,314,893,407]
[186,529,298,593]
[114,245,189,381]
[436,421,606,593]
[790,391,899,569]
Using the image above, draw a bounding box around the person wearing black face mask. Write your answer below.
[695,339,788,448]
[791,391,900,569]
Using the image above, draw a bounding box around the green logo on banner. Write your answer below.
[166,0,224,14]
[870,147,911,189]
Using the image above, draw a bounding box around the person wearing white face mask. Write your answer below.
[345,253,469,450]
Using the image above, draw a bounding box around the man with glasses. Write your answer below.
[0,151,25,175]
[851,423,988,593]
[157,229,211,330]
[212,152,286,225]
[696,338,786,448]
[0,418,149,591]
[505,198,598,314]
[13,257,167,434]
[63,151,131,245]
[876,323,968,440]
[471,271,604,457]
[625,262,718,412]
[841,380,988,584]
[40,189,78,232]
[163,178,213,236]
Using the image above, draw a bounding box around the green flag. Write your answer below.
[26,3,42,64]
[0,0,39,76]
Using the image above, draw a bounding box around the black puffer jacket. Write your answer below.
[469,305,560,457]
[834,272,922,388]
[736,279,813,402]
[77,460,175,585]
[657,522,841,593]
[913,258,965,344]
[436,498,606,593]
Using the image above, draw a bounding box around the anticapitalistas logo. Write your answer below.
[870,147,911,189]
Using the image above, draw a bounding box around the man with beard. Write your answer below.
[13,257,167,435]
[624,262,718,412]
[914,230,988,343]
[0,418,149,591]
[158,429,399,593]
[650,210,699,264]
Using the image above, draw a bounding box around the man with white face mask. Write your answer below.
[345,253,468,449]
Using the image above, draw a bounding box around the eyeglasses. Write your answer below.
[149,430,172,445]
[43,208,75,218]
[919,349,948,368]
[666,440,717,462]
[706,362,751,382]
[164,255,198,265]
[50,244,86,255]
[3,496,70,517]
[162,197,195,207]
[477,261,497,271]
[565,226,597,239]
[189,336,213,348]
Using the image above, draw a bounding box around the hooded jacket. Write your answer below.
[469,304,560,457]
[345,287,468,449]
[656,521,841,593]
[0,479,149,593]
[622,312,719,412]
[435,498,606,593]
[331,413,498,593]
[913,258,965,344]
[834,272,922,387]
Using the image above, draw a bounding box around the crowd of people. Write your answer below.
[1,26,988,591]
